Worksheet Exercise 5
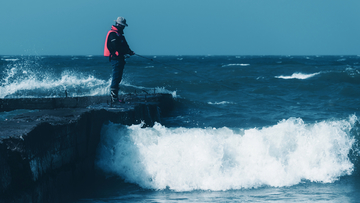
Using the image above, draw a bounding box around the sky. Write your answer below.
[1,0,360,56]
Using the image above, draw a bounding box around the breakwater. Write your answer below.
[0,94,173,203]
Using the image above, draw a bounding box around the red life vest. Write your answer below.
[104,26,120,57]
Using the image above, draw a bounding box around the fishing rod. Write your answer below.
[135,54,237,91]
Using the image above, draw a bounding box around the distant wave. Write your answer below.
[97,115,357,191]
[1,58,19,62]
[208,101,235,105]
[275,72,320,80]
[222,64,250,67]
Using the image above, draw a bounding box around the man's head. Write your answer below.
[115,17,128,28]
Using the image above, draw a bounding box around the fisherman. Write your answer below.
[104,16,135,103]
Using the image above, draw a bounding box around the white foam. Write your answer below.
[154,87,177,98]
[120,81,177,98]
[96,115,357,191]
[275,72,320,80]
[222,64,250,67]
[0,67,109,98]
[208,101,235,105]
[1,58,19,62]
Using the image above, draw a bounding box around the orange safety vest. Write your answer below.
[104,26,119,57]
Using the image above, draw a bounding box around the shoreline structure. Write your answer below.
[0,93,174,202]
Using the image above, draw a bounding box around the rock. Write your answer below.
[0,93,173,203]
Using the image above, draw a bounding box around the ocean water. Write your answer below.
[1,55,360,202]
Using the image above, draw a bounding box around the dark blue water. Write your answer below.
[1,55,360,202]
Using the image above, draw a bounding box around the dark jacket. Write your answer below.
[105,26,133,60]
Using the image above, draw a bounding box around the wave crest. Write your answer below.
[275,72,320,80]
[96,116,357,191]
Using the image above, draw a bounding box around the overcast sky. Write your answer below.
[1,0,359,55]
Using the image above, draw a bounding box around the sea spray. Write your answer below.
[0,60,176,98]
[96,115,357,191]
[0,58,109,98]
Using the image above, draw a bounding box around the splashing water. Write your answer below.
[96,115,357,191]
[0,58,110,98]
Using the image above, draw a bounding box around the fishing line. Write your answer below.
[135,54,238,91]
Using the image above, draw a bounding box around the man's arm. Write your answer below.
[108,33,134,56]
[121,36,134,55]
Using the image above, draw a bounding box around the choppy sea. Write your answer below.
[1,55,360,202]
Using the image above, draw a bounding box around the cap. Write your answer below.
[115,17,128,27]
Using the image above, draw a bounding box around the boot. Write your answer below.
[110,89,119,103]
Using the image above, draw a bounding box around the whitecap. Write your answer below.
[1,58,19,62]
[208,101,235,105]
[275,72,320,80]
[222,64,250,67]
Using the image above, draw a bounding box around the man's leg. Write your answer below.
[110,59,125,102]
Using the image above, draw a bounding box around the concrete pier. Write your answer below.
[0,94,173,203]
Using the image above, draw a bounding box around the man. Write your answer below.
[104,16,135,103]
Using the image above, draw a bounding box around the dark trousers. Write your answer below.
[110,59,126,92]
